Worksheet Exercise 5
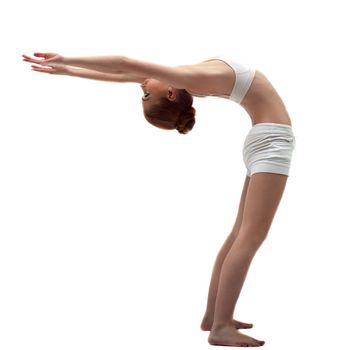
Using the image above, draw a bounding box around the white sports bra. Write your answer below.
[204,55,255,104]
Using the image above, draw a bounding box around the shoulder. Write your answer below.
[180,59,236,97]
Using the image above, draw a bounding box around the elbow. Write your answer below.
[116,55,128,73]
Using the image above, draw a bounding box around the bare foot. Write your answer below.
[208,325,265,347]
[201,317,253,331]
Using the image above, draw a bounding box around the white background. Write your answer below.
[1,0,362,349]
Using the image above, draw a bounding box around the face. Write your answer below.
[140,79,178,130]
[140,78,176,115]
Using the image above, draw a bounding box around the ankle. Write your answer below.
[211,320,233,332]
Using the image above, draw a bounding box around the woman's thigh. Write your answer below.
[236,172,288,246]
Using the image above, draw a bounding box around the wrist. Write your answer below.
[65,66,76,75]
[63,56,71,65]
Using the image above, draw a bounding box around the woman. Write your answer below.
[22,52,296,347]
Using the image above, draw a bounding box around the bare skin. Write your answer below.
[22,52,292,127]
[23,52,292,347]
[206,173,288,347]
[200,175,251,332]
[201,318,253,332]
[209,324,265,347]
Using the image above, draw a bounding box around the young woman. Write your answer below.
[22,52,296,347]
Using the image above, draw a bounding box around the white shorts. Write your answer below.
[243,123,296,177]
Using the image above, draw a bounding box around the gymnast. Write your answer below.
[23,52,296,347]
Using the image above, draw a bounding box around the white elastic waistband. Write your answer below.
[251,123,292,129]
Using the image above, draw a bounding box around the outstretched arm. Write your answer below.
[23,53,127,74]
[38,66,145,83]
[66,68,146,83]
[23,54,146,83]
[65,55,193,88]
[23,52,196,89]
[64,55,126,73]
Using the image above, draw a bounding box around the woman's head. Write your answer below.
[141,79,196,134]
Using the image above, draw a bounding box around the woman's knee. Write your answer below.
[235,222,270,248]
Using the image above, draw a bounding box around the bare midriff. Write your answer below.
[240,70,292,126]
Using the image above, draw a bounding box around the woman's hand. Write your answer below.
[22,52,64,66]
[29,64,70,75]
[23,52,69,75]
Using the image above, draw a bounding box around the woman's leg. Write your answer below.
[201,176,251,330]
[209,172,288,347]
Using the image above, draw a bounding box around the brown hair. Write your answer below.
[144,89,196,134]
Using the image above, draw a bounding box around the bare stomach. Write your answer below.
[241,70,292,126]
[243,104,292,126]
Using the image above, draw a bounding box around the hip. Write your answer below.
[243,123,296,152]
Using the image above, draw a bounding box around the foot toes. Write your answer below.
[250,340,264,347]
[235,321,253,329]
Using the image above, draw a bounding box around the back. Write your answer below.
[203,56,255,104]
[181,56,255,104]
[183,57,292,126]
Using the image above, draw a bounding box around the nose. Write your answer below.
[141,79,149,87]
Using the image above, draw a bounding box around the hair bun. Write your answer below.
[176,107,196,134]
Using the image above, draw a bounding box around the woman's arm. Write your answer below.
[67,67,145,83]
[24,52,201,89]
[64,55,126,73]
[65,55,194,89]
[23,53,126,74]
[28,62,146,83]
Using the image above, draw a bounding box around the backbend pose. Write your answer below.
[22,52,296,347]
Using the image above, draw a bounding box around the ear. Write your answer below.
[167,87,177,102]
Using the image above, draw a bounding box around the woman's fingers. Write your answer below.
[23,53,64,66]
[23,53,54,63]
[31,65,54,73]
[33,52,61,61]
[22,54,44,64]
[24,53,66,75]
